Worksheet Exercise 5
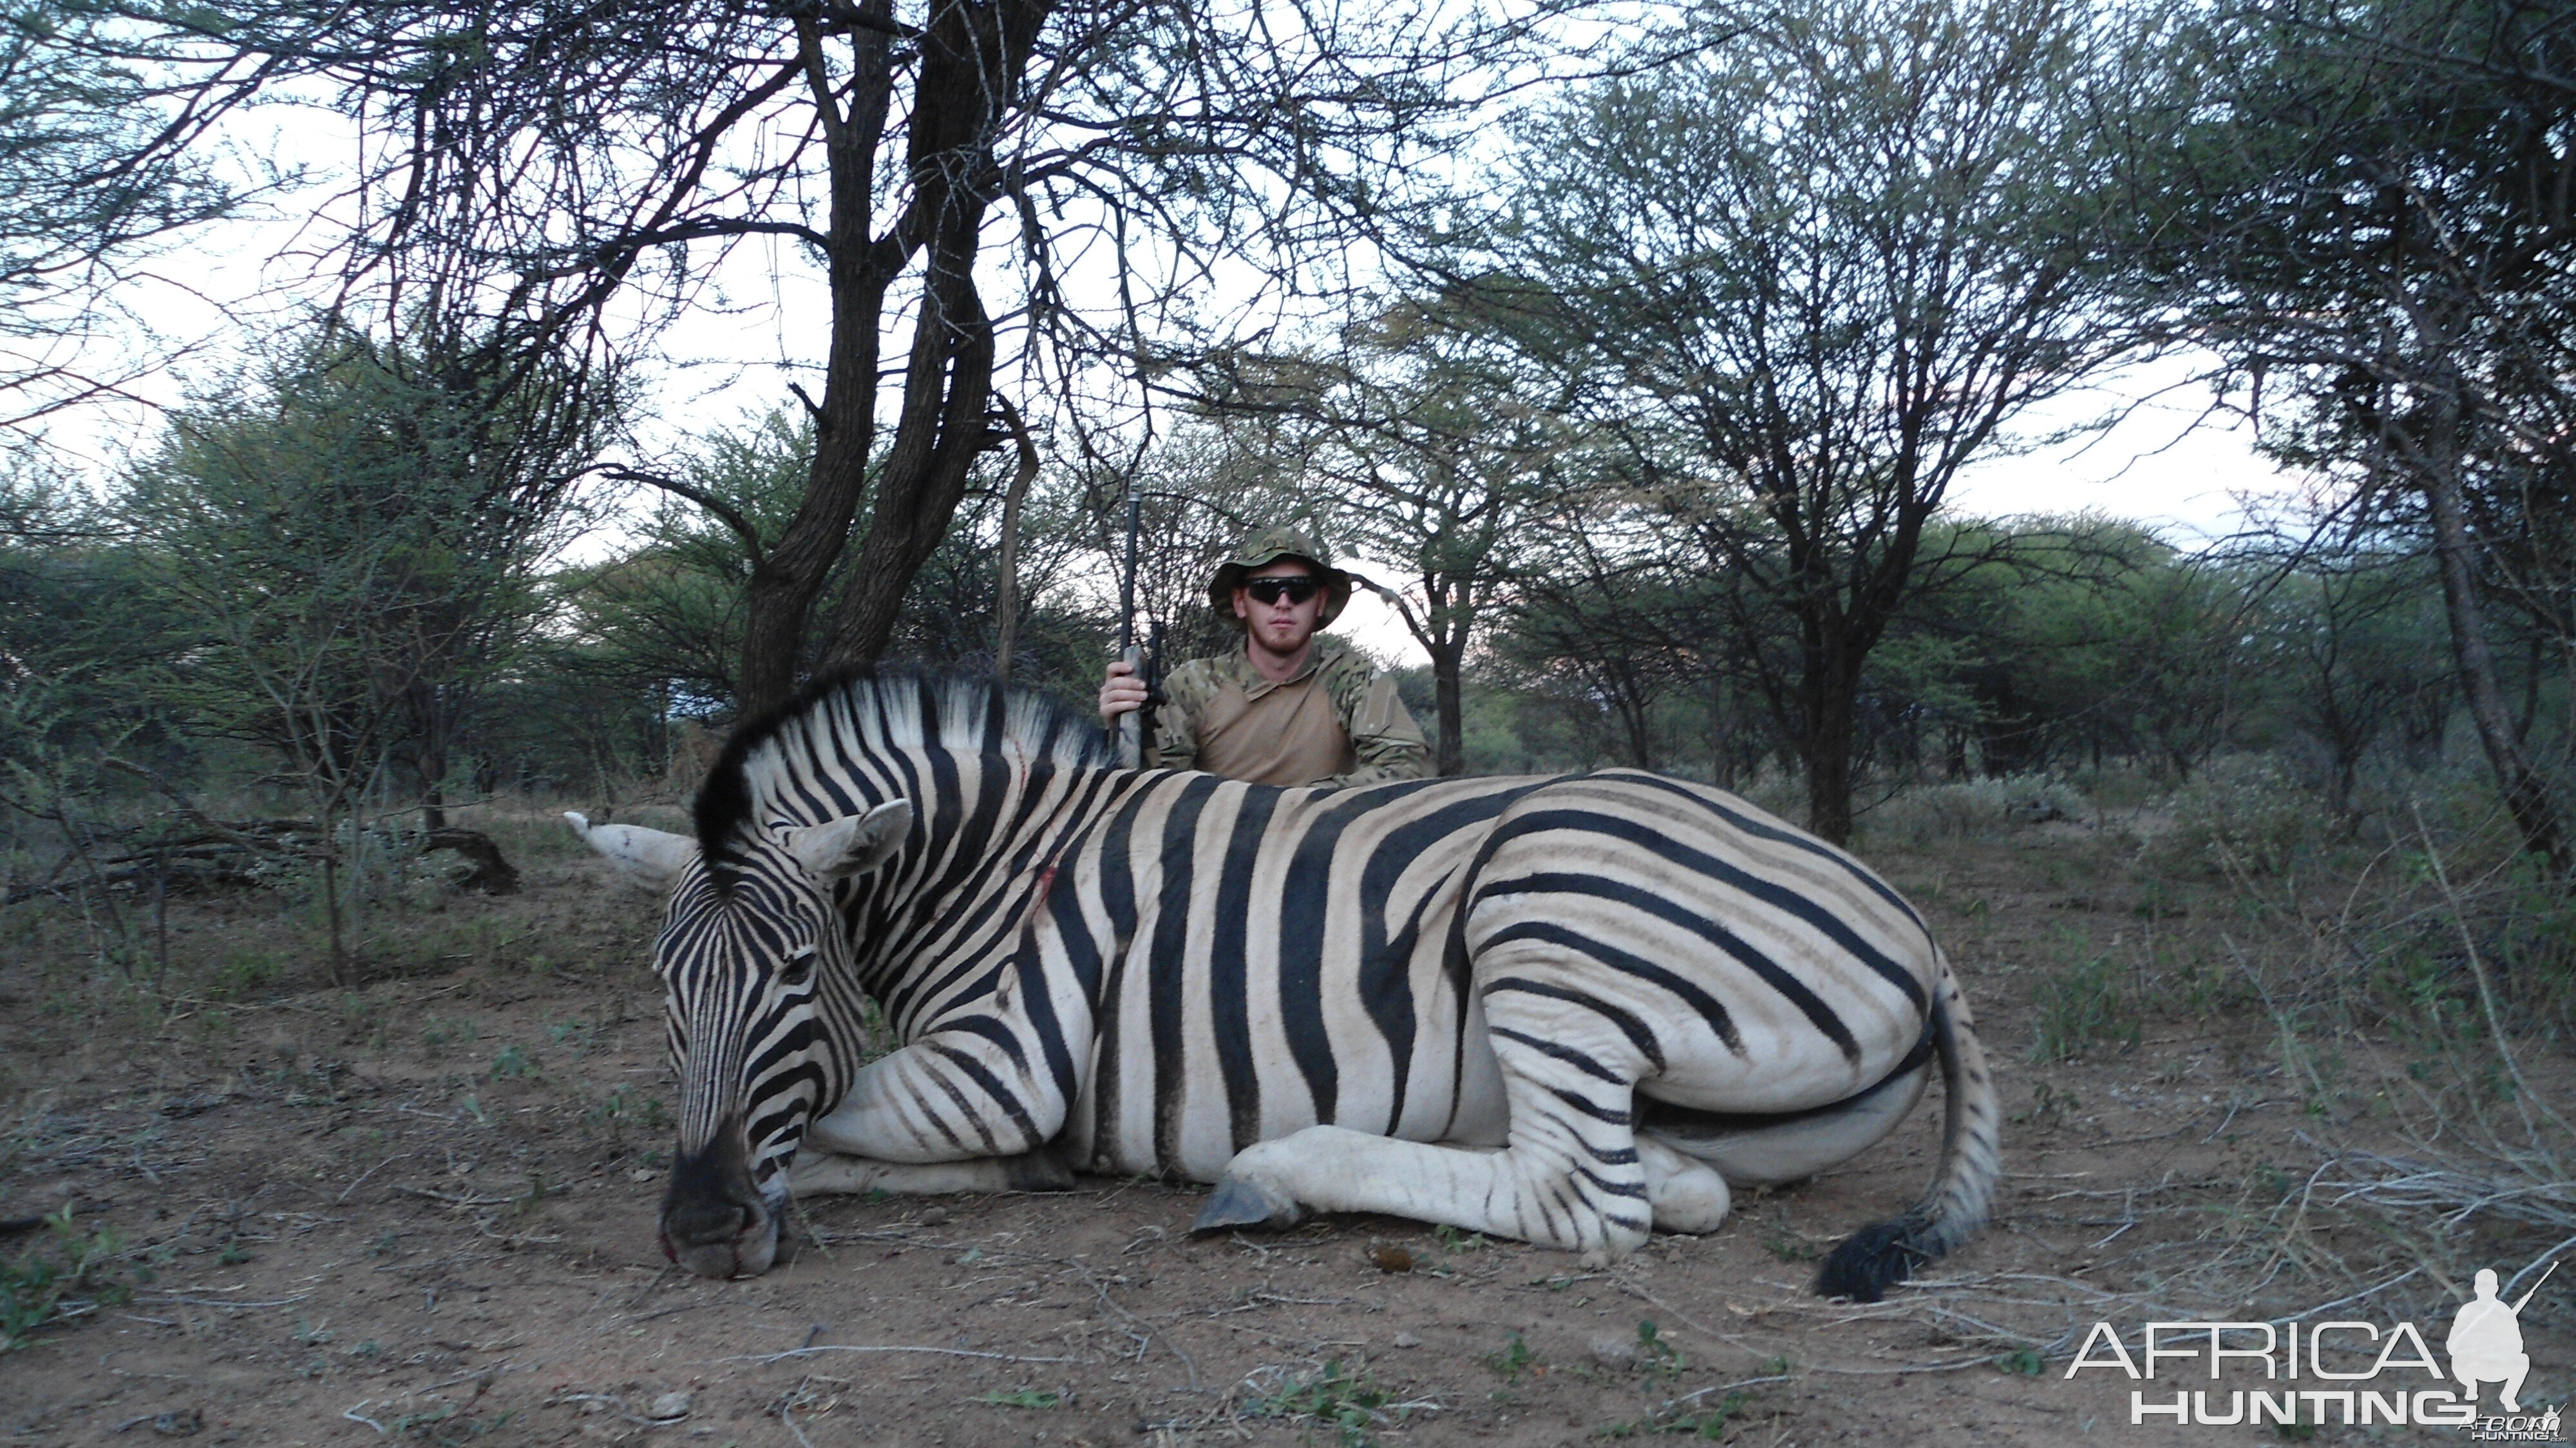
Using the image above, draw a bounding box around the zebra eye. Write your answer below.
[778,946,817,988]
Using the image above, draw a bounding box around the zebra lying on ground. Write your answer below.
[569,671,1999,1299]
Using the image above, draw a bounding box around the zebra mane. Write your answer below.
[693,667,1115,890]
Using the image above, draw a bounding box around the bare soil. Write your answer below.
[2,809,2563,1445]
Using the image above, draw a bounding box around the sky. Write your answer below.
[30,79,2307,673]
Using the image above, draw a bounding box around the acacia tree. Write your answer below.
[146,0,1574,716]
[2145,0,2575,873]
[0,1,246,432]
[1468,0,2152,841]
[126,326,606,972]
[2255,548,2450,814]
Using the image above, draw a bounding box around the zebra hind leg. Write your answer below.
[1637,1136,1730,1234]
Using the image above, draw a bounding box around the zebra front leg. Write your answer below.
[802,1018,1071,1166]
[1195,1002,1663,1263]
[786,1148,1075,1198]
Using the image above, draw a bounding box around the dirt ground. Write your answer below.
[3,808,2566,1445]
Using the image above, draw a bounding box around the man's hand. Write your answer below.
[1099,658,1150,725]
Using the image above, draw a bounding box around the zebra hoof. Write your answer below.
[1191,1177,1303,1234]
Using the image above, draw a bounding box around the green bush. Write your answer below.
[2029,951,2139,1063]
[2,1209,142,1351]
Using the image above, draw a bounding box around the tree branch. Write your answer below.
[607,466,767,564]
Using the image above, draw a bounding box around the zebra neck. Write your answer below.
[844,754,1136,1033]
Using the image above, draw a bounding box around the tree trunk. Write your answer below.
[732,5,896,719]
[319,843,349,987]
[1707,673,1734,790]
[1430,638,1465,777]
[820,267,998,667]
[2517,631,2541,744]
[408,681,450,829]
[2420,397,2570,877]
[735,329,886,711]
[1800,649,1861,845]
[421,828,520,895]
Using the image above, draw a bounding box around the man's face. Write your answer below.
[1233,558,1325,658]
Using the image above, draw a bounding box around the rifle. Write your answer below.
[2511,1258,2559,1314]
[1111,470,1166,767]
[1124,620,1166,768]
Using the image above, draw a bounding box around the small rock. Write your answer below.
[1589,1334,1641,1369]
[629,1168,656,1183]
[1369,1246,1415,1274]
[918,1206,949,1226]
[648,1390,692,1421]
[1392,1332,1422,1349]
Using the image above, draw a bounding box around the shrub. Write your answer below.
[2142,754,2329,878]
[1861,774,2094,848]
[2029,950,2138,1063]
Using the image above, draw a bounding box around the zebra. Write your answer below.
[567,670,1999,1299]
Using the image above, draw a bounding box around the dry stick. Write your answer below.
[337,1152,415,1203]
[1616,1280,1991,1376]
[779,1376,819,1448]
[142,1292,311,1310]
[1665,1373,1794,1409]
[1069,1257,1200,1392]
[2506,1236,2576,1302]
[724,1344,1083,1366]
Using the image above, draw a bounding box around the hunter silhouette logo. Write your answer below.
[2450,1262,2553,1414]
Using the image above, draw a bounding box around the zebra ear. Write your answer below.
[565,812,696,891]
[780,800,913,881]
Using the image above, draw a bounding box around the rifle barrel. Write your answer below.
[2510,1257,2557,1314]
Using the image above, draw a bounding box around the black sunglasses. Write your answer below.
[1244,576,1322,606]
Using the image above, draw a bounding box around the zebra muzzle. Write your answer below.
[659,1118,780,1278]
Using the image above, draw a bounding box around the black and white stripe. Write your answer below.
[574,671,2000,1297]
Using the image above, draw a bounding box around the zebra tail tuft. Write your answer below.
[1814,1212,1930,1302]
[1814,951,2000,1302]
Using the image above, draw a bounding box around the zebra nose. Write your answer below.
[663,1194,755,1247]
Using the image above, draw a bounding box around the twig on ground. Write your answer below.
[142,1291,311,1310]
[723,1344,1083,1366]
[1069,1256,1201,1392]
[338,1153,415,1203]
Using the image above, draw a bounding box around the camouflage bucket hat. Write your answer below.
[1208,526,1352,629]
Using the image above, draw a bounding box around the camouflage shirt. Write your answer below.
[1148,635,1433,787]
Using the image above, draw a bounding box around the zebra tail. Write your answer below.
[1814,954,2000,1302]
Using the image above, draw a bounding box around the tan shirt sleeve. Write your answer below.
[1325,672,1433,786]
[1144,660,1217,772]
